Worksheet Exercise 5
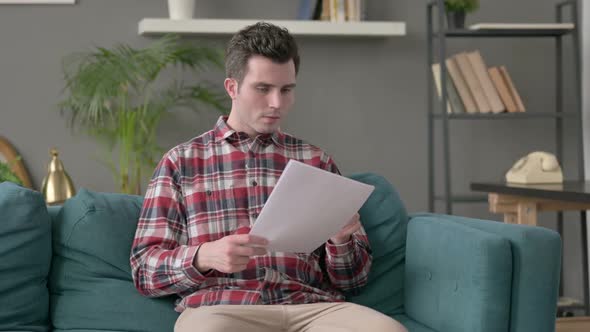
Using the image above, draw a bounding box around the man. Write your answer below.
[131,22,407,332]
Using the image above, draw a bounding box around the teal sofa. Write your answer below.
[0,173,561,332]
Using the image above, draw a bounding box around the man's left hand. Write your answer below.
[330,213,361,245]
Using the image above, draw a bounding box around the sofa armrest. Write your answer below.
[404,215,513,332]
[407,214,560,332]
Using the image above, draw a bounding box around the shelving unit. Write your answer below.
[426,0,584,215]
[426,0,586,320]
[138,18,406,37]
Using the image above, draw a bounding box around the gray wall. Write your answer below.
[0,0,585,301]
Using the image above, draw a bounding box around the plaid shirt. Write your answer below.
[131,116,372,312]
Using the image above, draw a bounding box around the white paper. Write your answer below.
[249,159,374,253]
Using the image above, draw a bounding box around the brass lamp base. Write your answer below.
[41,148,76,205]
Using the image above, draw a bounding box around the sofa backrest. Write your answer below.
[0,182,51,332]
[345,173,409,316]
[49,189,179,332]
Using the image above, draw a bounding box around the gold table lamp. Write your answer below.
[41,148,76,205]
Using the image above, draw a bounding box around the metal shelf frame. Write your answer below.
[426,0,584,215]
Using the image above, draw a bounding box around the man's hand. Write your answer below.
[330,213,362,245]
[194,234,268,273]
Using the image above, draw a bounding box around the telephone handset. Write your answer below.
[505,151,563,184]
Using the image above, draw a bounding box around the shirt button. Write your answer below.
[252,180,258,187]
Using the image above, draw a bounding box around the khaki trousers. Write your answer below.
[175,302,407,332]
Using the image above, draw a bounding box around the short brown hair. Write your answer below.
[225,22,300,83]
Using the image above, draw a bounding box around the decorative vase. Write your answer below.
[446,10,466,29]
[168,0,195,20]
[41,148,76,205]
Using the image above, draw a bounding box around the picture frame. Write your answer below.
[0,136,33,188]
[0,0,75,4]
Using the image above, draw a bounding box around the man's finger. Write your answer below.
[228,234,269,246]
[340,221,361,235]
[233,245,267,257]
[344,214,360,226]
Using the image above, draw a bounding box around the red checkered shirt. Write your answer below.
[131,116,372,312]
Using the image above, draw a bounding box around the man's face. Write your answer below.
[225,55,296,138]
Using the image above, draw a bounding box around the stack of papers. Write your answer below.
[250,160,374,253]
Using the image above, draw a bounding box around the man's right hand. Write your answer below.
[194,234,268,274]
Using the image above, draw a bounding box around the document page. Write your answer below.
[249,159,374,253]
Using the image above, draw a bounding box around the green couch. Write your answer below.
[0,173,561,332]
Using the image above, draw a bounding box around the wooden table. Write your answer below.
[471,181,590,331]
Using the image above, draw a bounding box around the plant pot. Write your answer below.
[446,10,466,29]
[168,0,195,20]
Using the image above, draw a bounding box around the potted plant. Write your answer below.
[60,35,227,194]
[444,0,479,29]
[168,0,195,20]
[0,159,23,186]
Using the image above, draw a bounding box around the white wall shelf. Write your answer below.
[138,18,406,37]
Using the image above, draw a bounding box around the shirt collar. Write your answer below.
[213,116,282,146]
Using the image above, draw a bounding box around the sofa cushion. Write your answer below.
[345,173,408,316]
[49,189,179,332]
[0,182,51,332]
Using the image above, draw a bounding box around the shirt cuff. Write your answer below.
[326,237,355,257]
[181,244,212,283]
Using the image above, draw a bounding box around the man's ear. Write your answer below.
[224,78,238,100]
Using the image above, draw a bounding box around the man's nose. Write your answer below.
[268,91,282,109]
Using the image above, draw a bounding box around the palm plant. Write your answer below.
[0,159,23,186]
[60,35,227,194]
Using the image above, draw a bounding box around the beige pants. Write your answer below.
[175,302,408,332]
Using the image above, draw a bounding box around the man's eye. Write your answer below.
[256,87,269,93]
[281,88,292,94]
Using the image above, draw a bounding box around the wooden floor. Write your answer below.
[556,317,590,332]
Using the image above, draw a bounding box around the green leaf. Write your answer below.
[444,0,479,13]
[0,159,23,185]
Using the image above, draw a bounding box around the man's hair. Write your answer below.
[225,22,300,83]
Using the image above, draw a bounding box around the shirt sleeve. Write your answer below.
[320,153,373,293]
[130,151,211,297]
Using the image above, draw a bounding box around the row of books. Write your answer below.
[431,50,526,114]
[298,0,366,22]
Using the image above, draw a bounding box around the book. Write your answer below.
[469,23,575,30]
[312,0,323,20]
[488,67,518,113]
[431,63,452,114]
[499,66,526,112]
[297,0,319,20]
[320,0,331,21]
[346,0,359,21]
[446,57,477,114]
[335,0,346,22]
[432,63,465,114]
[454,52,491,113]
[445,69,465,114]
[467,51,505,113]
